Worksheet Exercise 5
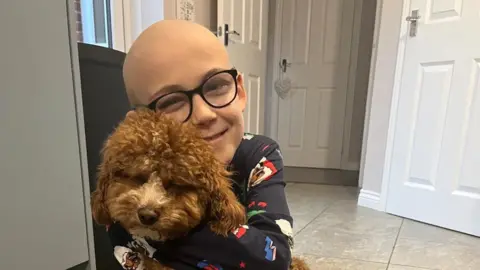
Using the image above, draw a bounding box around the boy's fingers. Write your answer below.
[126,110,136,118]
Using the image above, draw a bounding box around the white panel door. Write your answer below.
[275,0,355,168]
[386,0,480,236]
[217,0,269,135]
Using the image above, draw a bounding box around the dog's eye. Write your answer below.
[162,179,173,189]
[112,170,148,184]
[163,179,197,192]
[162,178,181,191]
[132,174,149,183]
[113,170,129,179]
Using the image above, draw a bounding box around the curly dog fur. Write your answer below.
[91,109,309,270]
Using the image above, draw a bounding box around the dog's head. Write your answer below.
[91,109,245,241]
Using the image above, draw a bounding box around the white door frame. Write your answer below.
[267,0,373,172]
[377,0,415,211]
[109,0,135,52]
[110,0,165,53]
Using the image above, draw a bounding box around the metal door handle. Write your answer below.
[406,9,421,37]
[280,59,291,72]
[226,30,240,36]
[223,24,240,46]
[406,10,421,22]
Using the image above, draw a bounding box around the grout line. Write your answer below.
[294,201,335,236]
[387,218,404,265]
[299,252,389,265]
[387,263,435,270]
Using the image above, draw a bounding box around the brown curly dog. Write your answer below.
[91,109,309,270]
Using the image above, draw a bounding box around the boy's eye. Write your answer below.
[155,93,189,112]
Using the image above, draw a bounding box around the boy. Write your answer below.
[108,19,294,270]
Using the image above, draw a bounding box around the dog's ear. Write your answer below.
[207,170,247,236]
[90,171,113,225]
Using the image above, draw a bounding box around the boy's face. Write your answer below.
[123,21,247,164]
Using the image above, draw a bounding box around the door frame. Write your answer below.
[378,0,413,211]
[267,0,368,171]
[340,0,366,171]
[109,0,166,53]
[357,0,383,189]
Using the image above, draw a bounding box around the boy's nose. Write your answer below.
[191,95,216,126]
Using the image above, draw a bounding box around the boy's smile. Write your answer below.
[202,128,228,142]
[122,20,247,164]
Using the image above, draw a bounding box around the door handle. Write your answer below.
[280,59,291,72]
[224,24,240,46]
[406,9,421,37]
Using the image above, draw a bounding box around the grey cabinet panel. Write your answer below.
[0,0,90,269]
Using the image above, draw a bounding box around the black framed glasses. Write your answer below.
[146,69,239,122]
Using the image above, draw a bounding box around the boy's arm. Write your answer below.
[158,141,294,269]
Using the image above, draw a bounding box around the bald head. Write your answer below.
[123,20,230,106]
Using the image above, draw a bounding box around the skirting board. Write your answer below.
[357,189,382,211]
[343,161,360,171]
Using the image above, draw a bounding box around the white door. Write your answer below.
[217,0,269,135]
[274,0,355,168]
[386,0,480,236]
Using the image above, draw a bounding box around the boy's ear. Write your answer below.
[236,73,247,112]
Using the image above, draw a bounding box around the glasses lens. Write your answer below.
[202,72,236,107]
[154,92,191,122]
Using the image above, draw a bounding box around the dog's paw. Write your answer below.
[143,257,173,270]
[114,246,145,270]
[290,256,310,270]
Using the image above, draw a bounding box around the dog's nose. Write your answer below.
[137,207,158,225]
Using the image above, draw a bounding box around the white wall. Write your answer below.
[346,0,377,169]
[164,0,217,29]
[359,0,404,204]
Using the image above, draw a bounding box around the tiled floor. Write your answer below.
[286,183,480,270]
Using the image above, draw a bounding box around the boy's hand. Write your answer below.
[126,110,137,118]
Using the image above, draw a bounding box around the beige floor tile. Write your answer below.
[287,184,399,263]
[311,200,403,236]
[390,238,480,270]
[295,254,388,270]
[285,183,479,269]
[290,211,325,235]
[293,229,397,263]
[399,219,479,247]
[286,184,333,234]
